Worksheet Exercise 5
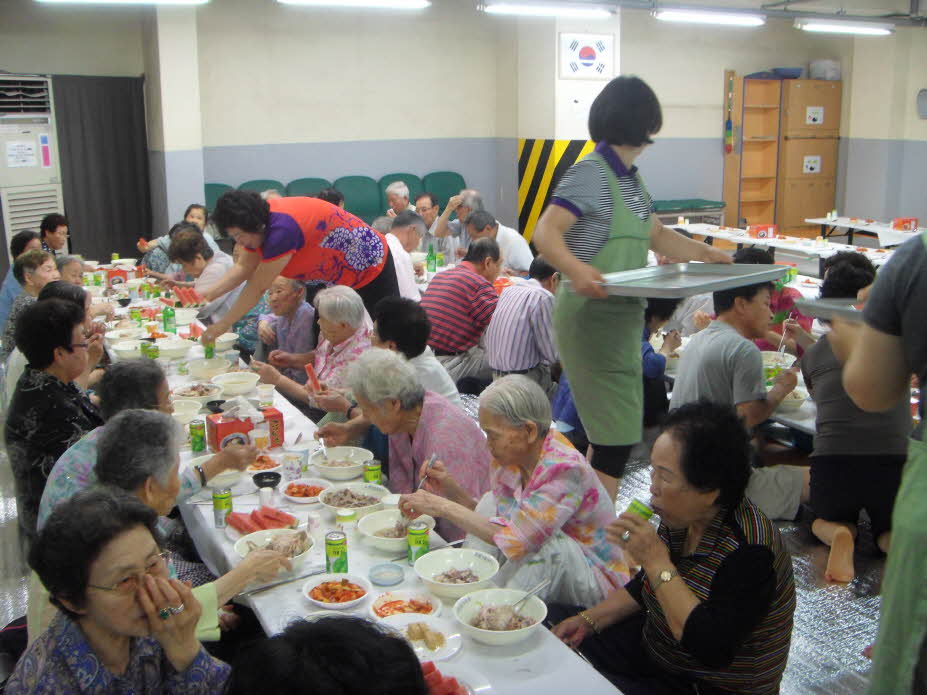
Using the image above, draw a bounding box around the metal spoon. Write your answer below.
[416,453,438,491]
[317,436,328,462]
[512,578,551,614]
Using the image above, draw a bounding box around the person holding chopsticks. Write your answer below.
[533,76,730,501]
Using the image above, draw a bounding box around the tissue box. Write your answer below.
[106,268,133,288]
[747,224,777,239]
[206,407,284,452]
[892,217,918,232]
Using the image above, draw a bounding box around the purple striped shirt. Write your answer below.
[484,279,558,371]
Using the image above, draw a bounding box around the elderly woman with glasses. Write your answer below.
[8,487,231,693]
[347,349,491,541]
[550,402,796,695]
[399,375,626,606]
[252,285,370,419]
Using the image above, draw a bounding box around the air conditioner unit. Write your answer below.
[0,74,64,267]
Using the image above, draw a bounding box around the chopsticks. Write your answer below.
[239,566,326,596]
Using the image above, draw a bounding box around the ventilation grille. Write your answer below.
[0,77,51,115]
[1,186,62,235]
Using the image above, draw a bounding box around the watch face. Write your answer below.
[660,570,673,582]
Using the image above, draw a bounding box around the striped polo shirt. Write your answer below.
[420,263,498,354]
[550,140,654,263]
[484,279,558,371]
[628,499,795,694]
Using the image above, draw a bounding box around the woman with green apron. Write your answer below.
[830,231,927,694]
[533,76,730,501]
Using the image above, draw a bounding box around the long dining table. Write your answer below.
[151,339,621,694]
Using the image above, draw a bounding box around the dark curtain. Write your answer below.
[52,75,151,260]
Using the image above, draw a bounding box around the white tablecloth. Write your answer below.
[171,374,621,695]
[805,217,922,248]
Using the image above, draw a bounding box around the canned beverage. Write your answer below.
[625,498,654,521]
[190,419,206,453]
[325,531,348,573]
[336,508,357,535]
[176,361,189,376]
[139,342,150,359]
[93,271,104,286]
[213,487,232,528]
[436,252,445,267]
[111,252,120,261]
[407,521,429,566]
[82,273,91,287]
[204,343,215,359]
[282,453,302,481]
[130,307,142,324]
[363,459,382,485]
[146,343,160,360]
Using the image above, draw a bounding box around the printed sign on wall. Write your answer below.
[803,155,822,174]
[559,33,614,80]
[805,106,824,125]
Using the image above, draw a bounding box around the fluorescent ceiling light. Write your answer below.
[654,9,765,26]
[482,3,613,18]
[794,19,893,35]
[36,0,207,4]
[277,0,430,8]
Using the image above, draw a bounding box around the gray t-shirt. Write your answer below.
[801,336,910,456]
[863,233,927,411]
[669,320,767,411]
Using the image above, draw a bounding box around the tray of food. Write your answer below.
[565,263,787,298]
[793,298,864,324]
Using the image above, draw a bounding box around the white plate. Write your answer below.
[381,613,462,663]
[436,663,495,694]
[369,589,441,620]
[303,573,371,610]
[281,478,330,504]
[246,453,282,474]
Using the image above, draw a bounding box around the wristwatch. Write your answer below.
[650,568,679,592]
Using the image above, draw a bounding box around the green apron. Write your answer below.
[553,151,651,446]
[867,233,927,695]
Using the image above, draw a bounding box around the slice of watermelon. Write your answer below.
[178,287,195,307]
[227,512,260,535]
[258,506,297,529]
[250,509,275,530]
[424,670,443,690]
[433,678,460,695]
[421,662,437,676]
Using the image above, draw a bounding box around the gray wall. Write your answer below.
[840,138,927,222]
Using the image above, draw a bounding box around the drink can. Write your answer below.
[177,360,189,376]
[146,342,159,360]
[625,498,654,521]
[130,307,142,324]
[282,453,302,481]
[407,521,429,566]
[94,271,104,286]
[363,459,382,485]
[436,252,445,267]
[204,343,215,359]
[213,487,232,528]
[82,273,91,287]
[336,508,357,534]
[190,419,206,453]
[111,252,120,261]
[325,531,348,573]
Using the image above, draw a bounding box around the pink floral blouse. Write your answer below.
[388,391,492,541]
[313,326,371,390]
[490,431,630,596]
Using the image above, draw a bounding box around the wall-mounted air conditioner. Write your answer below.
[0,74,65,268]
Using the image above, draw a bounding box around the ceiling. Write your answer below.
[591,0,924,21]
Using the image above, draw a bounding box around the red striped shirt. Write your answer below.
[420,263,498,354]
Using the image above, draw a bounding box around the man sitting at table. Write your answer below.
[484,255,559,396]
[384,180,415,218]
[168,228,243,324]
[400,375,628,606]
[466,210,534,275]
[414,192,444,254]
[431,188,485,256]
[257,277,315,384]
[386,211,425,301]
[420,237,500,384]
[669,282,808,521]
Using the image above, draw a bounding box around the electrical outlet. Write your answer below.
[806,106,824,125]
[803,155,822,174]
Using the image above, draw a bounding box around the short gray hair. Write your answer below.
[479,375,551,441]
[385,181,409,200]
[347,348,425,410]
[95,410,181,490]
[392,210,426,237]
[371,216,393,235]
[55,255,82,272]
[314,285,365,329]
[459,189,484,211]
[97,360,167,421]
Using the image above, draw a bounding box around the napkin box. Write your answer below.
[106,268,134,288]
[892,217,918,232]
[747,224,777,239]
[206,407,284,452]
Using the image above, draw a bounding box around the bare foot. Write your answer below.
[824,526,856,583]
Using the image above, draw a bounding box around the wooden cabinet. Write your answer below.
[778,138,839,179]
[780,80,842,138]
[777,178,837,229]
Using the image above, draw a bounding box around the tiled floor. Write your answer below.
[1,445,881,694]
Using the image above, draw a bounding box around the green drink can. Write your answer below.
[212,487,232,528]
[436,252,445,267]
[111,252,120,262]
[130,307,142,324]
[363,459,382,485]
[407,521,430,566]
[190,419,206,453]
[94,271,104,286]
[82,273,91,287]
[146,343,159,360]
[204,343,215,359]
[139,342,150,359]
[325,531,348,573]
[625,498,654,521]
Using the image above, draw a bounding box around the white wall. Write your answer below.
[0,0,145,77]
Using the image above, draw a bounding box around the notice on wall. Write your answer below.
[805,106,824,126]
[7,141,37,168]
[803,155,822,174]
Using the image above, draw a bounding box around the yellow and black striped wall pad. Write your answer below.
[518,138,594,242]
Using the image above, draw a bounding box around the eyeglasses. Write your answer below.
[87,550,171,594]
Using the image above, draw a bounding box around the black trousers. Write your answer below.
[546,605,728,695]
[354,251,400,317]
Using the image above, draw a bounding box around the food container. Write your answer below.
[310,446,373,481]
[281,478,330,504]
[188,358,229,380]
[234,528,313,568]
[112,340,143,360]
[156,338,193,360]
[358,509,436,553]
[413,548,500,600]
[174,307,199,325]
[453,588,547,647]
[170,382,224,406]
[211,371,260,396]
[303,573,371,610]
[369,589,441,620]
[285,441,316,474]
[214,332,239,352]
[318,482,389,520]
[369,563,405,587]
[892,217,918,232]
[206,407,284,452]
[747,224,777,239]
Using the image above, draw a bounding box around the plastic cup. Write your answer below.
[257,384,275,408]
[258,487,273,507]
[251,428,270,450]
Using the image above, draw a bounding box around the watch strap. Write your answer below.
[650,568,679,592]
